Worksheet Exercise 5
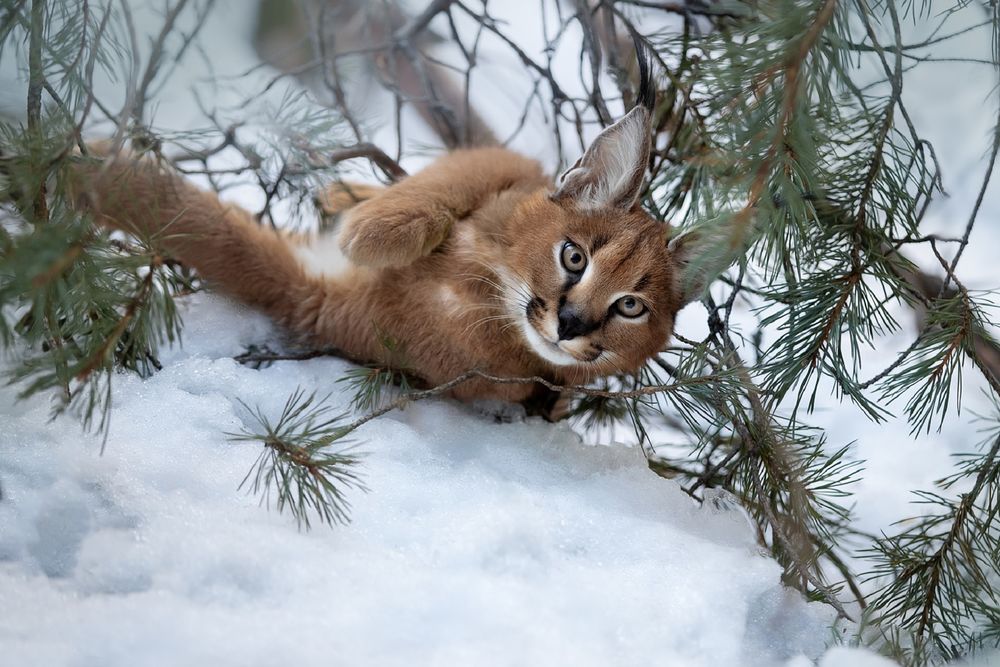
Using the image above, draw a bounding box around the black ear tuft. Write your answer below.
[629,27,656,113]
[550,29,658,212]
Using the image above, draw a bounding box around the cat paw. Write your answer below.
[338,201,453,267]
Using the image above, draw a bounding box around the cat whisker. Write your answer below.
[461,259,535,304]
[499,320,523,335]
[458,273,532,306]
[457,272,503,290]
[454,302,503,316]
[463,314,514,336]
[602,351,630,378]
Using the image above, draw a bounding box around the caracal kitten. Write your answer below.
[68,64,713,407]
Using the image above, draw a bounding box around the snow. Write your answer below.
[2,293,839,666]
[2,0,1000,664]
[817,648,901,667]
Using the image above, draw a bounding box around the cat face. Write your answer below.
[492,103,709,376]
[500,195,687,376]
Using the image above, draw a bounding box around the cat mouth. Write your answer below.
[496,269,602,367]
[522,319,603,366]
[541,332,603,362]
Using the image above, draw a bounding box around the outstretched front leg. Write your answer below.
[338,147,548,267]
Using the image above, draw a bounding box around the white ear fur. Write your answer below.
[552,106,651,212]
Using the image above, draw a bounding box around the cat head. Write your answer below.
[499,96,716,377]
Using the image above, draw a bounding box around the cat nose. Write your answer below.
[557,305,591,340]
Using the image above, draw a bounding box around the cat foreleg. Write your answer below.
[337,147,547,267]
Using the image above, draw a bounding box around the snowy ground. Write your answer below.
[1,292,848,667]
[1,0,999,665]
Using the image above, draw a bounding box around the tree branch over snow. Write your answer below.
[3,1,1000,659]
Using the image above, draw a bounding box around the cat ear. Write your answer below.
[552,105,651,212]
[668,227,731,306]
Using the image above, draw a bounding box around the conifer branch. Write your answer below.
[228,388,367,529]
[73,254,160,385]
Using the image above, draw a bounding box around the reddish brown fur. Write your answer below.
[67,141,694,404]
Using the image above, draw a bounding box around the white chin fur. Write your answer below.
[495,266,581,368]
[519,319,580,367]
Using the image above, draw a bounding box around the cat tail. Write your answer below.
[66,149,324,333]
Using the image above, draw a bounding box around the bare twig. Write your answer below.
[614,0,748,18]
[26,0,47,222]
[327,143,409,181]
[133,0,192,124]
[394,0,454,41]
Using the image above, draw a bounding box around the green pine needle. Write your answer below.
[338,365,412,413]
[228,388,367,529]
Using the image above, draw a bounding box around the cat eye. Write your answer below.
[560,242,587,273]
[615,295,646,318]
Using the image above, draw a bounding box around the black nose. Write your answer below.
[557,305,592,340]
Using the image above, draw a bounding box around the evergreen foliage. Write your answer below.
[228,388,366,528]
[0,0,191,438]
[1,0,999,663]
[618,1,1000,659]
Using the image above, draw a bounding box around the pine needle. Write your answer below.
[228,388,367,529]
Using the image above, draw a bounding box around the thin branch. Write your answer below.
[327,143,409,181]
[395,0,454,41]
[614,0,748,18]
[132,0,191,124]
[26,0,47,222]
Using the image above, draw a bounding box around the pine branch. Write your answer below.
[74,261,156,383]
[865,429,1000,656]
[615,0,749,19]
[228,388,367,529]
[338,365,413,413]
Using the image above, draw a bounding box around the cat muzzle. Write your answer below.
[557,305,598,341]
